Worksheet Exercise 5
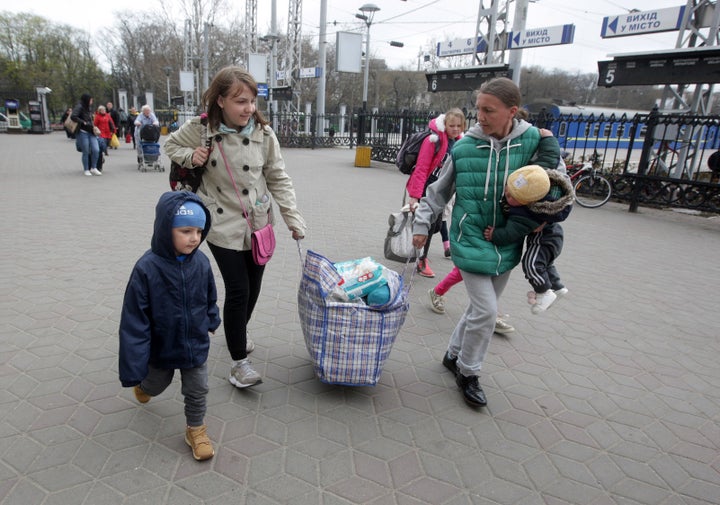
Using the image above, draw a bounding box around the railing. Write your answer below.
[274,109,720,213]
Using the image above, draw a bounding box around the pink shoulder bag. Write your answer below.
[216,142,276,265]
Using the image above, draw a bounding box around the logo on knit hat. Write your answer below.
[173,201,207,229]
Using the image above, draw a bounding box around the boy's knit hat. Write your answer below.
[173,201,206,229]
[506,165,550,205]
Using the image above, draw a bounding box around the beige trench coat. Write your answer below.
[164,117,306,251]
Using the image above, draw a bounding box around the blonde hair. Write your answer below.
[97,105,106,113]
[202,66,268,131]
[444,107,466,131]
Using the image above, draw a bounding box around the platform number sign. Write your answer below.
[603,65,616,85]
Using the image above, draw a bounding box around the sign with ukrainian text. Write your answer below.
[436,37,488,58]
[507,24,575,50]
[601,6,685,38]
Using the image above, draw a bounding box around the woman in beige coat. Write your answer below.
[165,66,306,389]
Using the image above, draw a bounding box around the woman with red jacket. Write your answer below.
[93,105,116,156]
[407,109,465,277]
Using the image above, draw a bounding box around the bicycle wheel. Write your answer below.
[573,174,612,208]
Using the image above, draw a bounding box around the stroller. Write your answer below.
[138,124,164,173]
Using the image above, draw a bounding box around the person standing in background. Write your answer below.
[106,102,121,147]
[71,94,101,177]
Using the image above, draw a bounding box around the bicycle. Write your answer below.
[566,152,612,208]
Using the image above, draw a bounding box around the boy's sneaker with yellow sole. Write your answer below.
[185,425,215,461]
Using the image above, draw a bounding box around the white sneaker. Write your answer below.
[531,290,557,314]
[229,358,262,388]
[555,287,569,298]
[84,170,92,177]
[494,318,515,334]
[90,168,102,176]
[246,339,255,354]
[428,288,445,314]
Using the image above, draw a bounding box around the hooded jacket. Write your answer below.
[488,169,575,246]
[118,191,221,387]
[413,119,560,275]
[406,114,455,199]
[70,94,95,134]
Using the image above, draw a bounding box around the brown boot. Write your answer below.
[133,385,151,404]
[185,425,214,461]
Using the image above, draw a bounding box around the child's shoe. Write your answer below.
[185,425,215,461]
[428,288,445,314]
[554,287,569,298]
[494,318,515,334]
[417,258,435,278]
[133,385,151,404]
[531,290,557,314]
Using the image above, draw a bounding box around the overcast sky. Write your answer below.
[6,0,688,74]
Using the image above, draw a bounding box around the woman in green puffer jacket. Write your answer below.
[412,77,561,409]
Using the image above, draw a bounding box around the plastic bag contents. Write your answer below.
[333,257,388,301]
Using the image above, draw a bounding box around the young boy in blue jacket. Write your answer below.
[119,191,221,461]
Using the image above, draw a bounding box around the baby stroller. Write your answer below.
[138,124,164,173]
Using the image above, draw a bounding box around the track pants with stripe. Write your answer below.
[522,223,565,294]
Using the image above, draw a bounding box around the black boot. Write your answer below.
[456,374,487,407]
[442,352,458,376]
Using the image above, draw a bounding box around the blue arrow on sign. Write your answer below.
[608,17,618,34]
[513,33,521,46]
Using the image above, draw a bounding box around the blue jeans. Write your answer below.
[76,130,100,171]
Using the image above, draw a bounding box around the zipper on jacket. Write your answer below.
[180,263,193,363]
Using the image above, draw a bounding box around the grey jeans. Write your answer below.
[448,270,511,377]
[140,362,208,426]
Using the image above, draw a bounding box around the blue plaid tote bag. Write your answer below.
[298,250,410,386]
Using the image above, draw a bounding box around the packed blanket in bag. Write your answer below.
[298,250,409,386]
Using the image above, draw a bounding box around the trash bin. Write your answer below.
[355,146,371,167]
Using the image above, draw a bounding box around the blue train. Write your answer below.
[523,103,720,154]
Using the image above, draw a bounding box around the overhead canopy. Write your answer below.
[597,46,720,87]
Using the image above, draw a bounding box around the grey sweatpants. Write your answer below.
[140,362,208,426]
[448,269,511,377]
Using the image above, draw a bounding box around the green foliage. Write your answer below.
[0,11,107,115]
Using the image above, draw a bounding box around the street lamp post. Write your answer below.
[163,66,172,108]
[355,3,380,112]
[259,34,280,118]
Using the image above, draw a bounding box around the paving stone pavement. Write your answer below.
[1,131,719,505]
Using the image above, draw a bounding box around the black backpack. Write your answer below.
[395,129,439,175]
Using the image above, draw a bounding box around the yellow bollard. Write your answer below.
[160,126,169,135]
[354,146,371,167]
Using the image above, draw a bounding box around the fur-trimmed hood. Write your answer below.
[528,169,575,216]
[427,113,464,145]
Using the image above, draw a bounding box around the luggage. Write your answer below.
[298,250,410,386]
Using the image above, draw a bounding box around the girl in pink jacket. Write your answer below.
[407,108,465,277]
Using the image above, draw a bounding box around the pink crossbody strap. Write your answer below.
[216,140,259,232]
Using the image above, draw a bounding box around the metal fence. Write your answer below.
[273,109,720,213]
